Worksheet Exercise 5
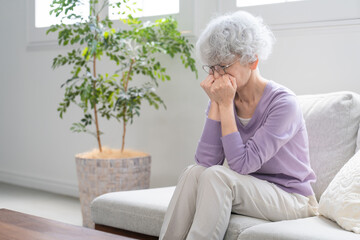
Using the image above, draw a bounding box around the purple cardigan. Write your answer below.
[195,80,316,197]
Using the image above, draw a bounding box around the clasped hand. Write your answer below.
[200,74,237,106]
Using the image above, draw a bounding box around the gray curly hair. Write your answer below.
[196,11,275,66]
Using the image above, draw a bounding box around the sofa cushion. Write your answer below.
[91,187,174,237]
[297,92,360,200]
[91,186,268,239]
[238,216,360,240]
[224,215,268,240]
[319,149,360,234]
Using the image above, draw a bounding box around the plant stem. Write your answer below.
[121,58,135,152]
[93,58,102,152]
[93,14,102,152]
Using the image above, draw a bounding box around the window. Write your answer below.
[35,0,179,28]
[28,0,191,48]
[236,0,302,8]
[109,0,179,20]
[35,0,89,28]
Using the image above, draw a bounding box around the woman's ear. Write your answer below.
[249,57,259,70]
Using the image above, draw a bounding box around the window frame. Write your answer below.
[27,0,195,49]
[27,0,57,48]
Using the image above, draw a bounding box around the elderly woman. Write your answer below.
[159,11,319,240]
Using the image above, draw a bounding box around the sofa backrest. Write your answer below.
[297,92,360,201]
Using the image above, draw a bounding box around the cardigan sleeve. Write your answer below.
[221,95,302,174]
[195,103,225,167]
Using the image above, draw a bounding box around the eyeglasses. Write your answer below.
[202,58,240,76]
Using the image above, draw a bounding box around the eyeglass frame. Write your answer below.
[202,58,240,76]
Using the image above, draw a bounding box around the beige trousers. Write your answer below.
[159,164,318,240]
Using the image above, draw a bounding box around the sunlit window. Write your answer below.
[35,0,89,28]
[237,0,303,7]
[35,0,179,28]
[109,0,179,20]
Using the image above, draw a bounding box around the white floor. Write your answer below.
[0,182,82,226]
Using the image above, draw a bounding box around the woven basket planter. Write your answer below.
[75,154,151,228]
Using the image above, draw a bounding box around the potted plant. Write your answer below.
[47,0,197,228]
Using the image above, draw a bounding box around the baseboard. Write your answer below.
[0,170,79,198]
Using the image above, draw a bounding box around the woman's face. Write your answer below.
[213,60,253,90]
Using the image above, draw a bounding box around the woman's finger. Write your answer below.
[201,75,212,87]
[228,75,237,88]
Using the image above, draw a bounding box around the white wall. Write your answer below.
[0,0,359,197]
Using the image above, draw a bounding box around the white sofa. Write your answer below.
[91,91,360,240]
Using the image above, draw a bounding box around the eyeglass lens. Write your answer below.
[202,65,226,75]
